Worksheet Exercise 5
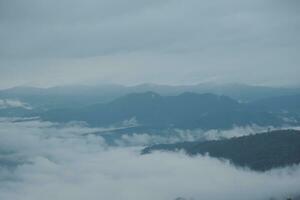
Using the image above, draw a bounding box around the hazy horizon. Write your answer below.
[1,81,300,91]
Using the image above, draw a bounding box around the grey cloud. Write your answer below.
[0,0,299,87]
[1,0,298,58]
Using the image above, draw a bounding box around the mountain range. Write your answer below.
[0,84,300,130]
[1,83,299,109]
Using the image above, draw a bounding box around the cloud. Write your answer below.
[112,125,300,146]
[0,99,32,110]
[1,118,300,200]
[0,0,300,88]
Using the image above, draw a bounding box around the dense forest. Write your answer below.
[142,130,300,171]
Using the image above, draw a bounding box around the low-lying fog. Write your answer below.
[0,118,299,200]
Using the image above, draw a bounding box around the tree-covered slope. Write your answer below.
[142,130,300,171]
[40,92,288,129]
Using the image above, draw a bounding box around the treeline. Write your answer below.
[142,130,300,171]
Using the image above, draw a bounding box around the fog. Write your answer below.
[0,99,31,110]
[0,118,300,200]
[110,125,300,146]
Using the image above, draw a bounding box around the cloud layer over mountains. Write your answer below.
[1,118,300,200]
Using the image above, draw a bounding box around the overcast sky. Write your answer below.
[0,0,299,88]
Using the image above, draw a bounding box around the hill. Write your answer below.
[40,92,292,129]
[1,83,300,109]
[142,130,300,171]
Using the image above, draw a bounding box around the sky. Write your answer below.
[0,0,300,88]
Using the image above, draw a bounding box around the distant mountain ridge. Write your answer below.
[1,83,300,130]
[39,92,300,129]
[1,83,299,109]
[250,94,300,113]
[142,130,300,171]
